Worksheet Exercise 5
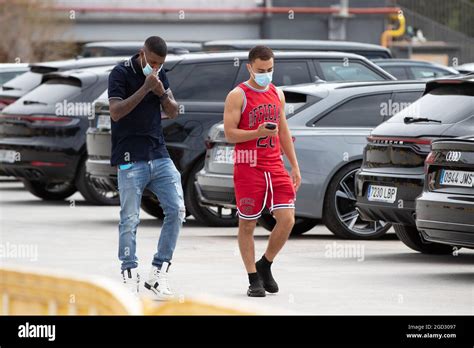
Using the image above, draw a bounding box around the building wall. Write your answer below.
[54,0,391,44]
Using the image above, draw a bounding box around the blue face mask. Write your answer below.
[251,67,273,87]
[141,52,162,76]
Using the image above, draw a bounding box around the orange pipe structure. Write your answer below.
[381,13,406,47]
[43,5,401,15]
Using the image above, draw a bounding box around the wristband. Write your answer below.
[159,90,169,101]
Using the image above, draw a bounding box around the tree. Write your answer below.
[0,0,75,63]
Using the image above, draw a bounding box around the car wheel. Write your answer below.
[323,162,391,240]
[257,211,319,236]
[140,194,165,220]
[393,224,455,254]
[22,179,76,201]
[75,159,120,205]
[185,158,238,227]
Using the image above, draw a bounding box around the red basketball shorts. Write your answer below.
[234,164,296,220]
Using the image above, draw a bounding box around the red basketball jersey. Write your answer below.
[235,82,283,170]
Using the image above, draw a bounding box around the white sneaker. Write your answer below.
[121,268,140,296]
[144,262,174,300]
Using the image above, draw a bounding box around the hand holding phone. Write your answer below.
[265,122,277,130]
[258,122,278,137]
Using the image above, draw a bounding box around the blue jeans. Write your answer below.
[117,157,185,271]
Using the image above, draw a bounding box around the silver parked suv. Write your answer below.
[196,80,426,239]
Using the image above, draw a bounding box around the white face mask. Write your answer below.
[141,52,162,76]
[250,67,273,87]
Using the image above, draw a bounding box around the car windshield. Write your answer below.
[387,84,474,124]
[11,79,82,107]
[319,61,385,81]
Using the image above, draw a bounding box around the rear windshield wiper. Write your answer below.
[404,117,441,124]
[23,100,47,105]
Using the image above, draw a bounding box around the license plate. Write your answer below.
[97,115,111,129]
[440,169,474,187]
[0,150,17,163]
[367,185,397,203]
[213,146,234,164]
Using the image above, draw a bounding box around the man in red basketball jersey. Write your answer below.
[224,46,301,297]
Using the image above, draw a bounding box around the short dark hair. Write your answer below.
[144,36,167,57]
[248,45,274,63]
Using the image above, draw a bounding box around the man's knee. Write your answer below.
[239,218,257,234]
[274,211,295,230]
[119,213,140,230]
[163,201,186,223]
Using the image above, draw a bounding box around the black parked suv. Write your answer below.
[86,51,395,226]
[356,75,474,253]
[0,66,114,204]
[0,57,127,111]
[416,136,474,250]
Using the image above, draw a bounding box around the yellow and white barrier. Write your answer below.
[0,266,142,315]
[0,266,267,315]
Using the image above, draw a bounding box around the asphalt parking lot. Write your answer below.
[1,177,473,315]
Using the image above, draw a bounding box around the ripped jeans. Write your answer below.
[117,157,185,271]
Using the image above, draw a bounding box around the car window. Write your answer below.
[2,71,43,91]
[318,60,384,81]
[0,71,26,86]
[15,79,82,105]
[284,91,323,119]
[166,63,194,91]
[411,66,452,79]
[236,59,313,87]
[382,66,410,80]
[384,90,424,120]
[314,93,392,127]
[81,47,103,57]
[271,61,312,86]
[173,62,239,101]
[388,84,474,124]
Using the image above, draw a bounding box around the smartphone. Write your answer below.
[265,122,277,130]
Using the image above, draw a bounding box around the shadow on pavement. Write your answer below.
[367,251,474,265]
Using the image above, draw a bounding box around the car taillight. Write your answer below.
[424,151,435,174]
[31,161,66,167]
[367,136,433,155]
[367,136,432,145]
[0,98,16,108]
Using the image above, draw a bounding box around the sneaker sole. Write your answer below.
[144,282,174,301]
[264,285,279,294]
[247,288,266,297]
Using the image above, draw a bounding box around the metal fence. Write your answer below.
[394,0,474,38]
[396,6,474,63]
